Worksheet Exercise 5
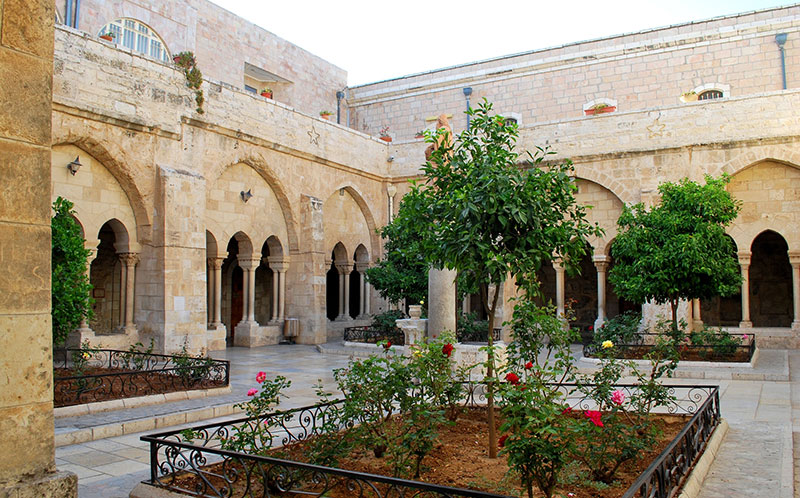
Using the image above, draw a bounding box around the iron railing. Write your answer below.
[343,326,405,345]
[53,348,229,407]
[584,333,756,362]
[457,327,502,343]
[141,382,720,498]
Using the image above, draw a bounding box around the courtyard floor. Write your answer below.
[57,343,798,498]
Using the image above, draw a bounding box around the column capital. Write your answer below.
[355,262,371,272]
[789,251,800,266]
[266,256,290,272]
[237,255,261,270]
[118,252,139,267]
[335,263,352,275]
[207,257,225,270]
[737,250,752,266]
[551,259,565,271]
[592,255,610,271]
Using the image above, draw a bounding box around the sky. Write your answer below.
[212,0,791,86]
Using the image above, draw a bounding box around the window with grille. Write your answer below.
[98,18,170,63]
[698,90,723,100]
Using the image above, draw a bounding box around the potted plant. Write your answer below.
[584,103,616,115]
[320,110,333,121]
[681,91,698,102]
[260,87,273,99]
[379,125,392,142]
[99,30,116,42]
[415,130,425,139]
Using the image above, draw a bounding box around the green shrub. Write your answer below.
[457,311,489,342]
[369,309,405,331]
[592,311,642,346]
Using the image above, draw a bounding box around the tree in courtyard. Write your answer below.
[399,99,602,457]
[51,197,93,347]
[609,175,742,331]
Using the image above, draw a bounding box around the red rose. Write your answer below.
[498,435,508,448]
[505,372,520,385]
[588,325,593,331]
[383,341,392,349]
[442,343,454,357]
[561,406,573,415]
[524,361,533,370]
[585,410,604,428]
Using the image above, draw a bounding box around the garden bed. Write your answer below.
[584,333,755,363]
[54,348,229,408]
[141,383,721,498]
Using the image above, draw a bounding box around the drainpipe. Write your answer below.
[66,0,73,27]
[73,0,81,28]
[336,90,344,125]
[776,33,788,90]
[463,87,472,130]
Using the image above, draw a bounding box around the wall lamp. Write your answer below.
[67,156,82,175]
[240,189,253,202]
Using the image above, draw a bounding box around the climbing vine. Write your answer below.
[173,51,205,114]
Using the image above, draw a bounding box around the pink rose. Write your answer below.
[256,371,266,383]
[585,410,604,427]
[611,389,625,406]
[247,388,258,396]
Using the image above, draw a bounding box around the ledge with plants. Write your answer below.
[141,306,723,498]
[53,341,229,408]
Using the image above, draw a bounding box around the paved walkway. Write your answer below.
[57,343,799,497]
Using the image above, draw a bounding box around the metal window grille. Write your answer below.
[698,90,723,100]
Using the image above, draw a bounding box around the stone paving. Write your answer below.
[57,343,800,497]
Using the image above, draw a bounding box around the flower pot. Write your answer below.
[380,136,392,142]
[261,91,273,99]
[585,106,616,115]
[100,35,114,41]
[321,114,331,121]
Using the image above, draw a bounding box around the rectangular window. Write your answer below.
[244,85,257,94]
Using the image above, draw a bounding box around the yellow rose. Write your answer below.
[601,340,614,349]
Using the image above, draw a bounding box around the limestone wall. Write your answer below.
[60,0,347,117]
[349,5,800,141]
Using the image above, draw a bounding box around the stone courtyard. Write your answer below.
[5,0,800,496]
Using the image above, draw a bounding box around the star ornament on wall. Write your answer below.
[647,119,665,138]
[308,126,320,145]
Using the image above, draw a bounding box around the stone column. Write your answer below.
[428,267,457,338]
[0,0,78,492]
[119,252,139,330]
[364,279,371,315]
[268,257,290,322]
[238,256,260,324]
[207,258,224,327]
[790,251,800,330]
[739,251,752,328]
[78,247,99,332]
[117,253,128,327]
[335,262,351,320]
[356,262,369,319]
[593,256,609,331]
[207,259,215,327]
[553,259,566,318]
[692,299,703,331]
[270,265,279,322]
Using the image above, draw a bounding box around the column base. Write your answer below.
[0,470,77,498]
[207,323,227,351]
[739,321,753,329]
[334,315,351,322]
[593,317,606,333]
[792,321,800,331]
[691,319,704,332]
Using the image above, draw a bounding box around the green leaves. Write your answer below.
[51,197,93,347]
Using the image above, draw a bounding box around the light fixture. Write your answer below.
[240,189,253,202]
[387,155,395,162]
[463,87,473,130]
[339,187,345,196]
[67,156,82,175]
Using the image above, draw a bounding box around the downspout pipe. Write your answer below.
[74,0,81,28]
[463,87,472,131]
[336,90,344,125]
[66,0,73,28]
[776,33,788,90]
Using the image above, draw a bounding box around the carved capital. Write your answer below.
[267,256,290,273]
[355,262,370,272]
[118,252,139,267]
[737,250,752,267]
[207,257,224,270]
[789,251,800,266]
[592,255,610,272]
[237,255,261,270]
[335,263,352,275]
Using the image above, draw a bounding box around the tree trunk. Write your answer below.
[484,283,501,459]
[670,298,679,333]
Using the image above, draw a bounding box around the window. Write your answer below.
[98,18,170,63]
[504,117,518,126]
[698,90,723,100]
[244,85,258,95]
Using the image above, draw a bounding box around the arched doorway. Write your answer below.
[565,243,597,340]
[89,220,131,333]
[750,230,792,327]
[327,242,349,321]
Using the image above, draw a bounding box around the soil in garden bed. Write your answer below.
[53,367,226,407]
[605,345,752,362]
[168,407,687,498]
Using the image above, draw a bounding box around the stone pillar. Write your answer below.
[692,298,703,331]
[553,259,566,318]
[0,0,78,493]
[238,256,260,324]
[739,251,752,328]
[335,262,351,320]
[364,279,371,315]
[117,253,128,327]
[207,259,215,327]
[593,256,609,331]
[790,252,800,330]
[428,267,457,338]
[77,247,99,332]
[208,258,224,327]
[270,267,279,322]
[206,257,226,350]
[119,252,139,331]
[356,262,369,318]
[268,257,290,321]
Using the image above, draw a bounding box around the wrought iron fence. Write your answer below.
[53,348,229,407]
[141,382,720,498]
[456,327,502,343]
[343,326,405,345]
[583,332,755,362]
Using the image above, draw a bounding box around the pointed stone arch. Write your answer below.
[322,184,379,262]
[573,177,625,257]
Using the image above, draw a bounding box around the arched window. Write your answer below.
[698,90,724,100]
[98,18,170,63]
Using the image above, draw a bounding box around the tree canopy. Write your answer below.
[608,175,742,329]
[52,197,93,347]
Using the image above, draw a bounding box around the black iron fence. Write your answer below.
[343,326,405,345]
[584,333,756,362]
[53,348,229,407]
[141,382,720,498]
[457,327,502,343]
